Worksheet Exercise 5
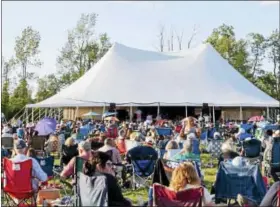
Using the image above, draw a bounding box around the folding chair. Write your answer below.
[30,136,46,156]
[208,139,223,168]
[2,158,37,207]
[128,154,157,189]
[153,183,203,207]
[35,156,55,179]
[155,128,172,136]
[215,161,266,206]
[242,138,262,165]
[1,137,14,150]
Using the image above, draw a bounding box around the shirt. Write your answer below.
[98,145,122,164]
[60,151,92,178]
[11,154,48,191]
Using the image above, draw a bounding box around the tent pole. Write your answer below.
[39,108,41,120]
[157,103,160,117]
[185,105,188,117]
[25,108,28,124]
[32,108,34,123]
[213,105,215,125]
[58,108,61,121]
[267,107,270,120]
[45,108,47,117]
[240,106,243,121]
[130,105,133,122]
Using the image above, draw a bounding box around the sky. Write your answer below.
[1,1,280,92]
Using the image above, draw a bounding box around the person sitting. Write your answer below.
[169,162,213,206]
[82,159,132,206]
[61,137,78,166]
[45,135,60,155]
[163,140,179,160]
[93,151,115,176]
[98,138,122,164]
[218,140,239,166]
[60,141,92,178]
[10,140,47,191]
[115,136,126,155]
[237,181,280,207]
[172,139,200,162]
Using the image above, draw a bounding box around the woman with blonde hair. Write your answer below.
[169,162,213,206]
[45,135,61,155]
[61,137,78,166]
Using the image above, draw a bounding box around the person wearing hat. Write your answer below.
[60,140,92,178]
[10,139,47,191]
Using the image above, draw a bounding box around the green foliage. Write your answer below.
[1,81,10,118]
[57,13,112,87]
[35,74,61,102]
[9,79,32,116]
[14,26,42,80]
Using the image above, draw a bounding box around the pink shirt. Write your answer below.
[60,151,92,178]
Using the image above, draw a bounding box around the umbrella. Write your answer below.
[35,117,57,136]
[104,116,119,122]
[248,116,264,122]
[82,112,100,117]
[102,112,118,118]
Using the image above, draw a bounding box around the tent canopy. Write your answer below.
[27,43,279,108]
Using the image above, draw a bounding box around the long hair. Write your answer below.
[169,162,200,192]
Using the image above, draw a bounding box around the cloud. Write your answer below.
[260,1,279,6]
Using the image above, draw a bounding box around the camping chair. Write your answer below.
[155,128,172,136]
[2,158,37,207]
[127,153,157,189]
[35,156,55,179]
[78,172,108,206]
[242,138,262,165]
[214,161,266,206]
[60,144,78,167]
[207,139,223,168]
[153,183,203,207]
[264,137,280,180]
[1,137,14,150]
[162,159,202,182]
[30,136,46,156]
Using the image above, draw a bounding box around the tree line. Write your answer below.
[2,13,280,120]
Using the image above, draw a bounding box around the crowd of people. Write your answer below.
[1,114,280,206]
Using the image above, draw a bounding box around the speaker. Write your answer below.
[109,103,116,112]
[202,103,209,115]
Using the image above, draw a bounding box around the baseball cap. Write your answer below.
[15,139,27,149]
[78,141,91,151]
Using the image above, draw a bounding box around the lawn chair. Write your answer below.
[2,158,37,207]
[35,156,55,179]
[153,183,203,207]
[30,136,46,156]
[215,161,266,205]
[242,138,262,165]
[263,137,280,180]
[1,137,14,150]
[155,128,172,136]
[127,153,157,189]
[207,139,223,168]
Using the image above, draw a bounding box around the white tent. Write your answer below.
[27,43,279,108]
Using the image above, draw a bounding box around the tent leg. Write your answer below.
[185,106,188,117]
[25,108,28,124]
[240,106,243,121]
[39,108,41,120]
[32,108,34,123]
[130,105,133,122]
[157,103,160,117]
[45,108,47,117]
[213,106,215,125]
[267,107,270,120]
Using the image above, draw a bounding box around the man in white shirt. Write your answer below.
[10,140,47,191]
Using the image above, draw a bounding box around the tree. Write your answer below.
[206,24,250,78]
[156,24,165,52]
[35,74,61,102]
[1,81,10,117]
[14,26,42,80]
[266,29,280,100]
[247,33,266,78]
[57,13,111,87]
[9,79,32,116]
[255,72,278,99]
[187,24,198,49]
